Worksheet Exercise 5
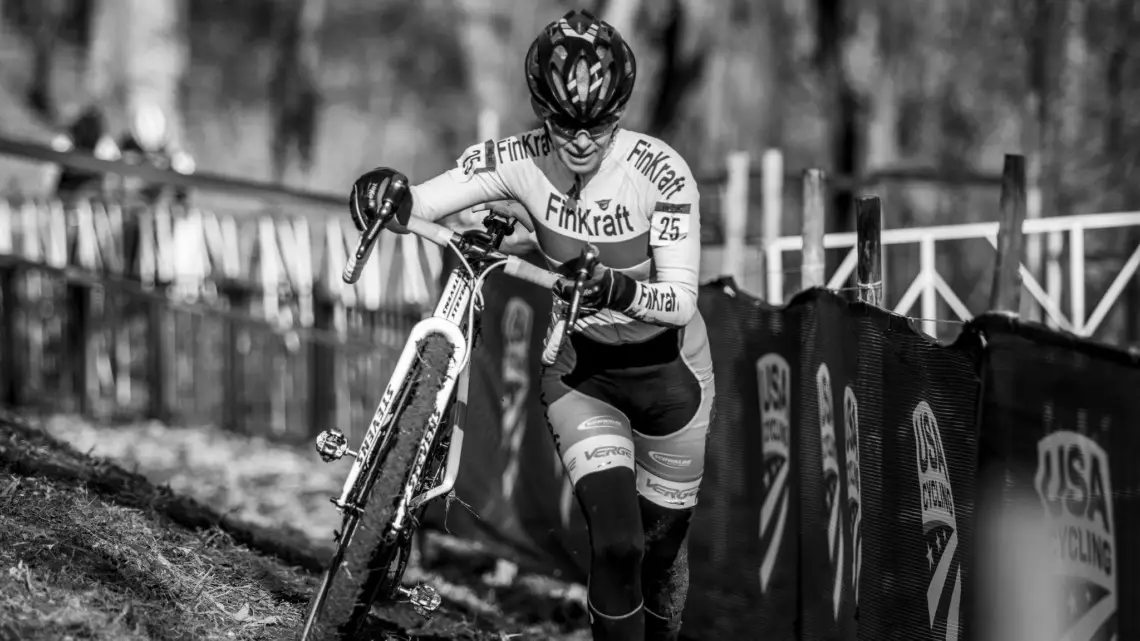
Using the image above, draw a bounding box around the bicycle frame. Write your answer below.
[333,265,476,524]
[304,204,592,634]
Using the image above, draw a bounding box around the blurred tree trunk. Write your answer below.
[817,0,860,234]
[88,0,188,144]
[456,0,541,136]
[641,0,710,139]
[26,0,68,122]
[125,0,188,144]
[87,0,128,110]
[269,0,327,183]
[1103,0,1140,344]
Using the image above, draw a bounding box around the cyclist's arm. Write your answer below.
[408,140,515,222]
[620,172,702,327]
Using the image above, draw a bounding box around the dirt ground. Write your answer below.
[0,410,591,640]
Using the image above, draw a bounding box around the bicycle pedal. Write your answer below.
[398,584,442,618]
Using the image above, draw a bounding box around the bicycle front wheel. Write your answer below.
[301,332,455,640]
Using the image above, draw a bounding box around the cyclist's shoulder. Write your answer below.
[610,129,697,201]
[451,127,557,179]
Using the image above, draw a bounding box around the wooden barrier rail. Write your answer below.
[0,195,426,438]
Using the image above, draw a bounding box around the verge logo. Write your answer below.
[1034,422,1117,641]
[816,364,844,620]
[912,400,962,641]
[844,385,862,607]
[757,353,791,593]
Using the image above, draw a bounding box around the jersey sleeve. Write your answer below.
[408,139,516,222]
[621,161,702,327]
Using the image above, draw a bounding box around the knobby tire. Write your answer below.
[306,333,454,640]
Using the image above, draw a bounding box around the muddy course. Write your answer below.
[0,412,590,641]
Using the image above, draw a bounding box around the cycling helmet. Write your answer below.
[525,9,637,128]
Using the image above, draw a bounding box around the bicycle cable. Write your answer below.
[444,236,509,374]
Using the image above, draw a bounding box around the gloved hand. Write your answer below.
[553,260,637,316]
[349,167,413,234]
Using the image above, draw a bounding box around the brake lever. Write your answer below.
[565,243,600,331]
[540,242,599,367]
[343,174,409,284]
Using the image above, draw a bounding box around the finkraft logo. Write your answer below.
[649,451,692,469]
[544,192,634,238]
[494,131,551,164]
[626,139,687,199]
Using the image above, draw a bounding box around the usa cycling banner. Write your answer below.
[685,278,800,640]
[795,290,861,641]
[972,315,1140,641]
[856,302,984,641]
[425,255,1140,641]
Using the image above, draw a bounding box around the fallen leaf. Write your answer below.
[0,478,18,500]
[233,602,252,622]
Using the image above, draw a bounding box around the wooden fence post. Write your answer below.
[855,196,883,307]
[66,280,93,415]
[310,290,337,435]
[0,261,19,406]
[142,206,177,422]
[221,279,251,433]
[989,154,1028,313]
[721,151,750,288]
[801,169,826,289]
[760,149,783,300]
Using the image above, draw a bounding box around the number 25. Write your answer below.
[658,216,681,241]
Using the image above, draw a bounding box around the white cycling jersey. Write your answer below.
[409,127,704,346]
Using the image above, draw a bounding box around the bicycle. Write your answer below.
[298,175,598,640]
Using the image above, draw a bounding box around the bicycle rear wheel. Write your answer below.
[302,333,455,640]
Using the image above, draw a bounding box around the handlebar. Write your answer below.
[541,243,597,366]
[343,209,560,291]
[343,203,596,367]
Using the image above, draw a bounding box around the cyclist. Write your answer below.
[348,10,714,641]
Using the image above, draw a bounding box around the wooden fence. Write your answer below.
[0,195,428,442]
[3,127,1136,444]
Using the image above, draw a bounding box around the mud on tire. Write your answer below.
[307,333,454,639]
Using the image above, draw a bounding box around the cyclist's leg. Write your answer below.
[629,318,716,641]
[541,342,645,641]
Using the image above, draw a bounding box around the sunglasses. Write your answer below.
[546,115,619,140]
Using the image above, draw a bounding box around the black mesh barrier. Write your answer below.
[850,300,984,641]
[684,277,801,641]
[417,254,1140,641]
[970,314,1140,641]
[796,290,860,641]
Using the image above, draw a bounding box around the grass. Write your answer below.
[0,467,314,640]
[0,410,590,640]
